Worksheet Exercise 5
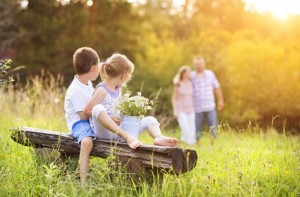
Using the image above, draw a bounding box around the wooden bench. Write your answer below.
[11,126,198,183]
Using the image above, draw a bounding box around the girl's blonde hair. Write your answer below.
[173,65,191,85]
[100,53,134,84]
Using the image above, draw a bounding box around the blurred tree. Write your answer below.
[129,0,188,116]
[13,0,88,80]
[137,0,187,39]
[223,32,300,131]
[12,0,146,83]
[191,0,246,32]
[0,0,19,52]
[2,0,300,131]
[86,0,145,61]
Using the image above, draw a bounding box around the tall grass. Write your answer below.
[0,74,299,196]
[0,71,66,130]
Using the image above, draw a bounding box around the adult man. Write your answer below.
[191,57,224,139]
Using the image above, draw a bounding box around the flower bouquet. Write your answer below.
[115,92,153,138]
[115,92,153,117]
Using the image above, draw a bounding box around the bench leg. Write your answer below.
[112,156,164,185]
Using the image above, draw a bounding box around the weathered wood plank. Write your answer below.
[10,126,198,175]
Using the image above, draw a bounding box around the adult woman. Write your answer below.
[172,66,196,145]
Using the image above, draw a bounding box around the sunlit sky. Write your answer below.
[243,0,300,20]
[129,0,300,21]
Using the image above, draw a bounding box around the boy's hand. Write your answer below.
[78,111,88,120]
[126,136,143,149]
[110,116,121,125]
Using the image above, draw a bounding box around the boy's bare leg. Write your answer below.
[79,137,93,184]
[148,124,178,147]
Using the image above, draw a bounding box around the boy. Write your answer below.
[64,47,100,184]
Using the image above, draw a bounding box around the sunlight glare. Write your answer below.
[60,0,71,6]
[87,0,93,7]
[20,0,29,9]
[127,0,300,21]
[244,0,300,21]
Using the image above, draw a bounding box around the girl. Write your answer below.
[172,66,196,145]
[84,53,178,148]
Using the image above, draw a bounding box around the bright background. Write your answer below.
[243,0,300,20]
[1,0,300,132]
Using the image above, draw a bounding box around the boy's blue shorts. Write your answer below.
[71,120,96,144]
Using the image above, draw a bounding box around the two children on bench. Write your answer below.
[64,47,178,183]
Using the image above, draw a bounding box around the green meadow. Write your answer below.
[0,75,299,197]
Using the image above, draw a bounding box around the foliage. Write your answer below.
[115,92,153,117]
[221,31,300,131]
[0,0,19,51]
[12,0,90,79]
[0,59,14,84]
[2,0,300,130]
[10,0,145,82]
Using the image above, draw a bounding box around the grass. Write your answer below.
[0,74,299,196]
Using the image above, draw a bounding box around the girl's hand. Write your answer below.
[126,136,143,149]
[110,116,121,125]
[173,111,178,118]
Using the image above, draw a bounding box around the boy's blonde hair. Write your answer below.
[100,53,134,83]
[173,65,191,85]
[73,47,99,75]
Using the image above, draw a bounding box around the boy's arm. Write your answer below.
[84,87,106,117]
[69,89,90,120]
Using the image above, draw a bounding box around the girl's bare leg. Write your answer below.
[148,124,178,147]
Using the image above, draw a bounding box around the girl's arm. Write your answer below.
[86,86,142,149]
[84,87,107,117]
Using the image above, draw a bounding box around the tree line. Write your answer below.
[1,0,300,132]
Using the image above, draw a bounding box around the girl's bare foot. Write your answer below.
[127,136,143,149]
[153,135,178,147]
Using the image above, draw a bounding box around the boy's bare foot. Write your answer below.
[153,135,178,147]
[80,173,87,187]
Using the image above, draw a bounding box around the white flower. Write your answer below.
[124,93,130,98]
[115,92,153,117]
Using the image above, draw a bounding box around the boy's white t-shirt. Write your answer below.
[64,75,94,132]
